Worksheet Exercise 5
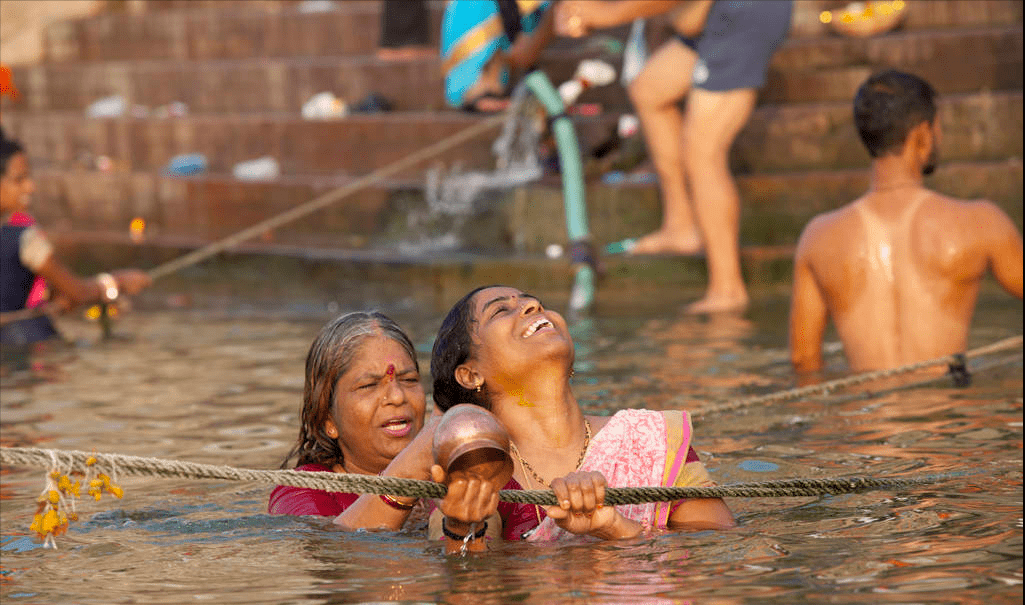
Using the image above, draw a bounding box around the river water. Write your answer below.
[1,288,1021,604]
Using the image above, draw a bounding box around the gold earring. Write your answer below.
[475,383,483,393]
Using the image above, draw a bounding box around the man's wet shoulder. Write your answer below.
[801,203,861,243]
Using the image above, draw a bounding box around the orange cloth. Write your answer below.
[1,64,19,100]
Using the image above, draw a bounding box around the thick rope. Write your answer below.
[0,446,975,505]
[814,351,1023,406]
[689,335,1023,417]
[735,351,1024,429]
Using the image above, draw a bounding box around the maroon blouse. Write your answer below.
[267,463,359,516]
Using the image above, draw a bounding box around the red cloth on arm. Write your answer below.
[497,476,545,540]
[267,463,359,516]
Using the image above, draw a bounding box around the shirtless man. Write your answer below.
[789,70,1023,374]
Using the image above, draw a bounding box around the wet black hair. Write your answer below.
[281,311,419,469]
[853,70,937,158]
[0,127,24,178]
[430,285,497,412]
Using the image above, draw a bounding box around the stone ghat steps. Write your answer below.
[5,90,1020,177]
[36,0,1024,65]
[760,24,1022,103]
[5,25,1020,113]
[49,228,803,315]
[41,1,433,65]
[27,159,1022,255]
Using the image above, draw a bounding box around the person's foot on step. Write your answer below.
[626,229,703,256]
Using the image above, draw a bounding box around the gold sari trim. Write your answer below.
[443,14,504,76]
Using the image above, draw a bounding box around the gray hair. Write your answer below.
[281,311,418,469]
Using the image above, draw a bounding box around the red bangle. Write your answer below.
[380,493,417,511]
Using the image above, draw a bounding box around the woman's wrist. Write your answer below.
[589,512,642,540]
[440,517,475,537]
[379,493,417,511]
[376,471,419,510]
[441,517,488,541]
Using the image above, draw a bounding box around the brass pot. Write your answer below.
[432,404,513,482]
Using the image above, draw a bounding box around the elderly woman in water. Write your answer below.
[269,311,436,529]
[429,285,735,546]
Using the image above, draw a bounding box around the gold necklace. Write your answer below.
[511,448,544,528]
[510,419,591,488]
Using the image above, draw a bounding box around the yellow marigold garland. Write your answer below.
[30,455,123,548]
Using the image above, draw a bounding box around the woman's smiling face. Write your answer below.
[463,286,574,386]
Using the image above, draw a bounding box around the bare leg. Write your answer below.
[682,87,757,314]
[626,40,701,255]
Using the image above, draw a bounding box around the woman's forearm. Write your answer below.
[667,497,736,530]
[333,494,415,530]
[333,417,439,530]
[590,512,643,540]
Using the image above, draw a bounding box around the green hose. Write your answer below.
[523,71,595,312]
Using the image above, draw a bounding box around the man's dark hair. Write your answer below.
[0,127,24,177]
[853,70,937,158]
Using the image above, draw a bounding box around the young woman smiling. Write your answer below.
[429,286,736,544]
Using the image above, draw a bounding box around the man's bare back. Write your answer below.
[791,187,1022,372]
[790,70,1023,374]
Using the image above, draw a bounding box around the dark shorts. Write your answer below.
[0,315,58,346]
[677,0,793,91]
[380,0,430,48]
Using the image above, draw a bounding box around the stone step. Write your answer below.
[41,1,442,64]
[761,25,1023,103]
[107,0,1025,37]
[25,159,1022,256]
[47,228,800,316]
[5,25,1020,114]
[788,0,1023,39]
[5,90,1020,177]
[2,111,615,177]
[771,24,1022,71]
[5,56,450,114]
[731,90,1022,173]
[38,0,1022,65]
[517,160,1024,253]
[138,0,307,13]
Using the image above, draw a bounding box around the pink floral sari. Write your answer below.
[527,409,693,541]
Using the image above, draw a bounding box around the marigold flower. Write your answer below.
[31,456,128,547]
[40,509,59,534]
